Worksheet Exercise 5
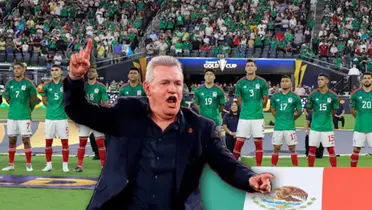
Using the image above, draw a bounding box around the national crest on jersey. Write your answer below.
[327,97,332,103]
[212,91,217,97]
[137,90,142,95]
[21,85,26,90]
[94,88,99,93]
[288,97,293,103]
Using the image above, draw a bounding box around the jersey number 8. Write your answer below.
[89,93,94,101]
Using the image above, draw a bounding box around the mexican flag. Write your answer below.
[243,167,371,210]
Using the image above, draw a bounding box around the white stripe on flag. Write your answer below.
[244,167,323,210]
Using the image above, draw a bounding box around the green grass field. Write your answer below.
[0,108,362,209]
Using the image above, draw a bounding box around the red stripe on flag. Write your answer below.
[323,168,372,210]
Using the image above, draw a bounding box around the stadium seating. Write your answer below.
[316,0,372,71]
[0,0,161,67]
[143,0,314,58]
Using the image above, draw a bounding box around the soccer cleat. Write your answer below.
[42,165,52,172]
[74,166,83,172]
[26,164,33,172]
[2,165,15,171]
[62,163,69,173]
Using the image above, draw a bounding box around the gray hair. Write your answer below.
[145,56,183,82]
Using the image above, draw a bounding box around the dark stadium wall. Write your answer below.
[294,60,347,89]
[146,57,295,75]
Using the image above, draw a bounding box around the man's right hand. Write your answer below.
[69,39,93,80]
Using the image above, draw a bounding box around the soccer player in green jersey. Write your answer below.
[306,73,339,167]
[2,62,37,172]
[271,75,303,166]
[233,59,268,166]
[119,67,146,97]
[40,65,70,172]
[76,67,109,172]
[350,72,372,167]
[193,69,225,137]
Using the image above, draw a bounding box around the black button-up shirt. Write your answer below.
[127,117,180,210]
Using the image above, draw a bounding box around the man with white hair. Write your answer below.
[64,39,274,210]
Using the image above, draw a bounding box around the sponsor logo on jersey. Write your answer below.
[94,88,99,93]
[252,186,316,210]
[203,59,237,72]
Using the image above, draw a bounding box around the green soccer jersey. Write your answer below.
[271,92,302,131]
[193,85,225,125]
[350,89,372,132]
[306,90,339,132]
[85,82,109,104]
[40,80,68,120]
[119,83,146,97]
[235,77,268,120]
[4,79,37,120]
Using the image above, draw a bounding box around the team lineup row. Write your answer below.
[1,60,372,172]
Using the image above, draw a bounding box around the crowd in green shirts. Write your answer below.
[317,0,372,72]
[146,0,314,57]
[1,0,161,61]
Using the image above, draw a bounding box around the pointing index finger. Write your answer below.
[83,39,93,59]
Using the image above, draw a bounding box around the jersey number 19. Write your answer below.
[205,98,212,105]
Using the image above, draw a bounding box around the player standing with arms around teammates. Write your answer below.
[119,67,146,97]
[40,65,70,172]
[350,72,372,167]
[193,69,226,136]
[233,59,269,166]
[75,67,109,172]
[306,73,339,167]
[270,75,303,166]
[2,62,37,172]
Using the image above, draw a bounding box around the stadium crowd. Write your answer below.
[312,0,372,72]
[143,0,315,59]
[0,0,161,67]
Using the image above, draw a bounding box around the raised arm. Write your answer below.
[65,39,126,136]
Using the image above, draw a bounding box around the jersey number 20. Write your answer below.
[362,101,372,109]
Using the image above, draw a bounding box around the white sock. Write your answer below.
[63,162,68,168]
[46,162,52,168]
